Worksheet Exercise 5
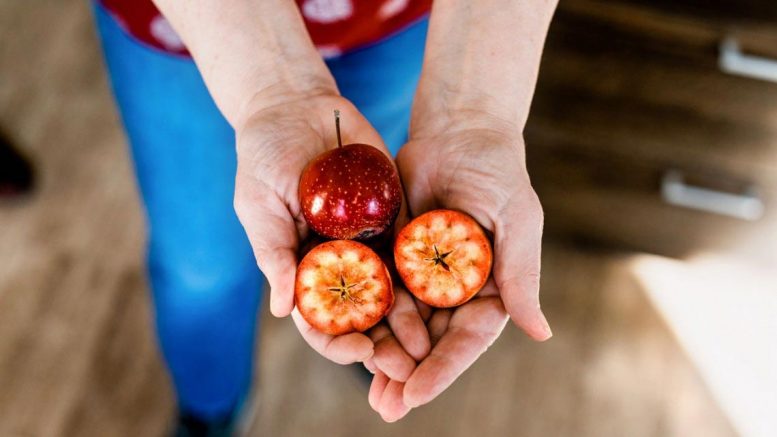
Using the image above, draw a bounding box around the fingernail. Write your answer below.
[269,292,287,318]
[404,394,422,409]
[536,311,553,341]
[528,293,552,341]
[364,358,376,374]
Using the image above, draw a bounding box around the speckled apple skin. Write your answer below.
[299,144,402,240]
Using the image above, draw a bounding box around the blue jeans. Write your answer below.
[94,4,427,420]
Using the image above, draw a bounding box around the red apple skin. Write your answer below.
[295,240,394,335]
[299,144,402,241]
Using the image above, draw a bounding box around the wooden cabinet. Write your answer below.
[590,0,777,27]
[526,0,777,266]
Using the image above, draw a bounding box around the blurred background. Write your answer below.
[1,0,775,436]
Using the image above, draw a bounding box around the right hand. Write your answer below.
[233,90,430,368]
[369,111,552,421]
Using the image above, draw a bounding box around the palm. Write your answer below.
[234,94,428,366]
[368,126,552,421]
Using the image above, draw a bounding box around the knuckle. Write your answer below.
[395,145,411,168]
[323,345,350,365]
[232,176,257,219]
[517,188,544,227]
[498,187,544,231]
[528,198,545,227]
[524,270,542,290]
[233,193,248,220]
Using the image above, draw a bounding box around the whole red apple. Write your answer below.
[299,111,402,240]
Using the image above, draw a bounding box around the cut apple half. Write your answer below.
[295,240,394,335]
[394,209,493,307]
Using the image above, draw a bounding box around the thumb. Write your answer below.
[234,172,299,317]
[493,191,552,341]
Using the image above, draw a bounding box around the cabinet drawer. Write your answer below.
[530,7,777,184]
[558,0,777,58]
[526,2,777,264]
[563,0,777,31]
[528,150,777,267]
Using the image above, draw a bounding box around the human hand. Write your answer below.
[368,111,552,421]
[233,90,429,368]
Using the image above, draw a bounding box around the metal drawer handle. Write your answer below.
[719,36,777,83]
[661,170,764,221]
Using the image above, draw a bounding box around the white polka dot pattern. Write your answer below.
[149,15,185,51]
[302,0,353,24]
[379,0,410,19]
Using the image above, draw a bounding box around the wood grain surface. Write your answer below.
[0,1,735,436]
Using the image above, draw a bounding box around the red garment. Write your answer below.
[99,0,432,57]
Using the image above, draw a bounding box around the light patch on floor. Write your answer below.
[631,254,777,437]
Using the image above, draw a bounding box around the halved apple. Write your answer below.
[394,209,493,307]
[295,240,394,335]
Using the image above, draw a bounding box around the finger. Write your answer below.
[378,380,411,423]
[368,370,390,411]
[234,172,299,317]
[477,277,500,297]
[264,249,298,318]
[404,297,509,408]
[291,309,373,364]
[427,309,452,348]
[416,300,433,322]
[364,357,377,374]
[370,325,417,382]
[493,194,552,341]
[386,289,431,361]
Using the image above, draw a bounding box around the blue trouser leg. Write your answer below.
[94,2,426,421]
[94,5,262,419]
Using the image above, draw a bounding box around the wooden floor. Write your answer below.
[0,1,735,436]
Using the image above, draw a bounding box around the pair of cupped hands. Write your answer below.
[233,91,551,422]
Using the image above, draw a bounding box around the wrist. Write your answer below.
[409,104,523,143]
[154,0,337,127]
[234,74,339,131]
[409,51,543,138]
[412,0,558,138]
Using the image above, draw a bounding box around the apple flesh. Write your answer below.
[295,240,394,335]
[299,112,401,240]
[394,209,493,308]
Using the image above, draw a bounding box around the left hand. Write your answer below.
[233,91,429,369]
[368,111,553,421]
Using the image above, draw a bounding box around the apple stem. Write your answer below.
[334,109,343,148]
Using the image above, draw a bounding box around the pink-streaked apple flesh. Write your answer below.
[295,240,394,335]
[299,111,401,240]
[394,209,493,308]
